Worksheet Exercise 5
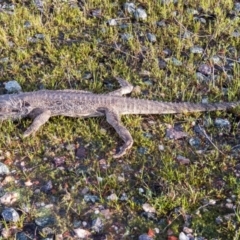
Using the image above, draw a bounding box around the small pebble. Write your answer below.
[210,55,221,64]
[35,216,55,227]
[35,33,45,39]
[121,33,133,41]
[179,232,189,240]
[107,193,118,201]
[171,57,182,66]
[214,118,230,128]
[182,30,192,39]
[189,137,200,147]
[183,227,193,234]
[0,57,9,63]
[216,216,223,224]
[16,232,30,240]
[4,80,22,93]
[225,203,234,209]
[235,2,240,12]
[84,194,99,203]
[187,8,199,15]
[156,20,166,27]
[0,163,10,175]
[134,8,147,20]
[40,181,53,193]
[176,155,190,165]
[147,33,156,42]
[0,192,19,205]
[27,37,39,43]
[158,58,167,69]
[158,145,164,151]
[196,72,209,82]
[92,217,103,232]
[232,31,240,37]
[138,147,148,154]
[142,203,156,213]
[120,193,128,201]
[209,199,216,205]
[74,228,91,238]
[23,21,31,28]
[107,19,117,26]
[91,9,101,17]
[198,64,212,75]
[34,0,44,12]
[124,2,136,14]
[2,208,19,222]
[190,46,204,54]
[138,233,153,240]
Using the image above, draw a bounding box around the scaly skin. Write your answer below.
[0,77,239,158]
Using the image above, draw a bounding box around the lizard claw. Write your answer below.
[23,129,36,138]
[112,140,133,158]
[113,149,127,159]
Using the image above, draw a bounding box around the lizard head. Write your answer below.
[0,95,30,120]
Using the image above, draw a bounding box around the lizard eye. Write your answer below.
[12,109,20,113]
[23,101,30,107]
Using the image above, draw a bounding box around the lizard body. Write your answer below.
[0,77,239,158]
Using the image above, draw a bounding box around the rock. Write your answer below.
[147,33,157,42]
[107,19,118,26]
[190,46,204,54]
[84,194,99,203]
[121,33,133,41]
[23,21,31,28]
[176,155,190,165]
[124,2,136,14]
[16,232,31,240]
[107,193,118,201]
[40,181,53,193]
[183,227,193,234]
[0,192,19,205]
[179,232,189,240]
[4,80,22,93]
[35,216,55,227]
[214,118,230,128]
[139,233,153,240]
[171,57,182,66]
[156,20,166,27]
[196,72,210,82]
[33,0,44,13]
[142,203,156,213]
[134,8,147,20]
[92,217,103,232]
[198,64,212,75]
[189,137,201,148]
[2,208,19,222]
[74,228,91,238]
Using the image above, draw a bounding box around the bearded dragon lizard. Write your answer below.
[0,77,239,158]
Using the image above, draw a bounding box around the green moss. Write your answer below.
[0,0,239,239]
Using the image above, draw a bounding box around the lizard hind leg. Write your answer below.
[98,107,133,158]
[107,77,134,96]
[23,109,51,137]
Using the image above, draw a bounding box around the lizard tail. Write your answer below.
[120,98,240,115]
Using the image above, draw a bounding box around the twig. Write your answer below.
[196,124,225,155]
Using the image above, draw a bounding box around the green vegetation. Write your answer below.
[0,0,239,239]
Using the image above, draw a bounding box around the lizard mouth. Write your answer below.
[0,113,23,120]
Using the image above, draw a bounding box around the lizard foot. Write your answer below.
[23,110,51,138]
[23,128,36,138]
[112,140,133,158]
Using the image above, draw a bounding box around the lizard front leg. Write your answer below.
[98,107,133,158]
[108,77,133,96]
[23,109,51,137]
